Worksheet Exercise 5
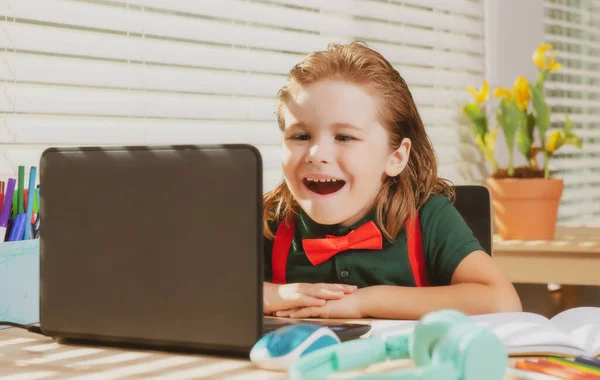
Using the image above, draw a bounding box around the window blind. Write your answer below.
[544,0,600,224]
[0,0,485,191]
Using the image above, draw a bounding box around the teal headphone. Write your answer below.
[288,310,507,379]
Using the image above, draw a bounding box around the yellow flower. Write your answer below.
[546,130,561,153]
[466,80,490,104]
[533,43,562,71]
[493,87,512,101]
[512,76,530,111]
[492,77,530,110]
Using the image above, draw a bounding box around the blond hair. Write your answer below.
[264,42,454,241]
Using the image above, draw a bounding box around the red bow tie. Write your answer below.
[302,221,383,266]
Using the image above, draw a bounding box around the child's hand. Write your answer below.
[273,290,363,319]
[263,282,357,315]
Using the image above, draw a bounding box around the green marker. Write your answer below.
[12,189,17,218]
[18,165,24,214]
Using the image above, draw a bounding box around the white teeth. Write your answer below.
[307,178,339,182]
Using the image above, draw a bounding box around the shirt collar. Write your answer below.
[297,208,377,239]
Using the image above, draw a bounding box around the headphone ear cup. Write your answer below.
[432,322,507,380]
[409,309,469,367]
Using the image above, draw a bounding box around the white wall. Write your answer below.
[484,0,545,169]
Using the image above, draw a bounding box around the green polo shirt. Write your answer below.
[263,194,483,287]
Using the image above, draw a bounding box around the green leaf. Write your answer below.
[564,114,572,133]
[563,134,582,149]
[516,111,532,160]
[462,103,488,138]
[496,99,521,153]
[526,113,536,141]
[531,85,550,148]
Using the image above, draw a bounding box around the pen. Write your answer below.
[12,189,17,218]
[0,178,16,241]
[0,181,5,218]
[536,360,599,379]
[33,213,40,239]
[505,367,562,380]
[32,186,39,224]
[515,360,593,380]
[18,165,24,214]
[575,356,600,370]
[547,357,600,376]
[23,167,36,240]
[8,213,26,242]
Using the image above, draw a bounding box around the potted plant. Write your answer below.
[462,43,582,240]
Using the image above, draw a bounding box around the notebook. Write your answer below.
[39,144,263,356]
[368,307,600,358]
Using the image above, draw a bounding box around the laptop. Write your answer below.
[39,144,264,356]
[38,144,371,357]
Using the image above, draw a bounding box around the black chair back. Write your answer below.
[453,185,492,255]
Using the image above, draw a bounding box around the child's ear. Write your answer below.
[384,138,411,177]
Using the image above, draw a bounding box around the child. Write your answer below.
[262,42,522,320]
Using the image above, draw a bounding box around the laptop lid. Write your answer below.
[39,144,263,356]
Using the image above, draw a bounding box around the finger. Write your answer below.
[289,307,321,319]
[311,288,345,300]
[321,283,358,294]
[274,308,300,317]
[294,295,327,308]
[296,285,344,300]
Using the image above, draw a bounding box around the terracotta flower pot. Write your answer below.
[486,178,563,240]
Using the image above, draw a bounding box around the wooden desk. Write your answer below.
[0,327,531,379]
[493,226,600,286]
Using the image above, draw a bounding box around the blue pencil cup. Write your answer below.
[0,239,39,326]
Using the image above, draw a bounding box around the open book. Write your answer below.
[368,307,600,357]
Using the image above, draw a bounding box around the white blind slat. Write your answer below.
[550,113,600,125]
[2,0,483,54]
[1,116,280,145]
[0,53,284,97]
[268,0,483,18]
[560,173,600,186]
[0,22,304,75]
[1,1,328,54]
[355,20,483,53]
[0,0,487,190]
[370,42,484,72]
[112,0,357,35]
[546,97,600,109]
[1,84,277,120]
[399,66,482,88]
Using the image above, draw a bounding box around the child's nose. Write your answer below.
[306,141,333,164]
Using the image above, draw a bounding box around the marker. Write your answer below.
[17,165,24,214]
[23,167,36,240]
[505,367,562,380]
[537,360,599,379]
[32,186,39,224]
[515,360,593,380]
[0,181,5,217]
[575,356,600,370]
[0,178,16,241]
[12,189,17,218]
[547,357,600,376]
[33,214,40,239]
[8,213,26,241]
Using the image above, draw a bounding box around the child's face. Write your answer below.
[281,79,410,226]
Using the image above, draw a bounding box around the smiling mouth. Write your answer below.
[303,178,346,195]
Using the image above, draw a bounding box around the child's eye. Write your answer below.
[336,134,356,142]
[290,133,310,141]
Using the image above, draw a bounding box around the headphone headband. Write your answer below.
[290,334,410,378]
[289,310,507,380]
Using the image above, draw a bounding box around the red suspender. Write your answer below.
[406,212,431,287]
[271,213,430,286]
[271,219,295,284]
